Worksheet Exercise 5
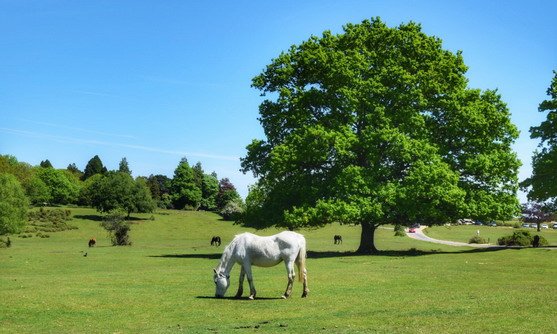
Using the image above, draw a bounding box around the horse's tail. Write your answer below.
[296,237,307,283]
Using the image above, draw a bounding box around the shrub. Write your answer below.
[394,224,406,237]
[533,235,549,247]
[26,208,76,233]
[0,237,11,248]
[469,235,487,244]
[220,199,244,221]
[498,230,538,246]
[100,212,132,246]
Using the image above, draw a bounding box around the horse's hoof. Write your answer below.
[248,296,255,300]
[281,295,288,299]
[301,292,308,298]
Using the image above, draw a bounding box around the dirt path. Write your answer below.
[406,226,502,249]
[406,226,557,250]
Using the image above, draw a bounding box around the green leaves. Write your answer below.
[0,173,29,235]
[242,18,521,250]
[523,71,557,204]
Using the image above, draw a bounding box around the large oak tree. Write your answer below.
[241,18,520,253]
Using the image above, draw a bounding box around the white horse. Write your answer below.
[213,231,309,299]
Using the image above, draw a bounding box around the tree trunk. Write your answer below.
[357,221,379,254]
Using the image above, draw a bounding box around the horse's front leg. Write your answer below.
[243,263,256,300]
[235,267,245,298]
[282,261,295,299]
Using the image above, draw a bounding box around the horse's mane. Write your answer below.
[217,233,247,269]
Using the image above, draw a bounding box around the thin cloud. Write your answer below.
[73,90,120,98]
[0,127,238,162]
[16,118,137,139]
[140,75,226,89]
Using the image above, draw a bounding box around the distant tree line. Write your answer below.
[0,154,243,234]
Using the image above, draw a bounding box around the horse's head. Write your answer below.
[213,268,230,298]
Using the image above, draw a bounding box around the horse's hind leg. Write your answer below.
[301,267,309,298]
[235,267,245,298]
[282,261,295,299]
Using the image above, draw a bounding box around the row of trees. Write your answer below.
[0,154,243,234]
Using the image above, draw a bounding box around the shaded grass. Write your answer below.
[1,207,556,333]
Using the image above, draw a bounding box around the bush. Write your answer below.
[497,230,547,247]
[100,212,132,246]
[26,208,76,233]
[394,224,406,237]
[0,237,11,248]
[533,235,549,247]
[220,199,244,221]
[469,235,487,244]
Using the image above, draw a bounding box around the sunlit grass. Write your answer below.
[424,224,557,245]
[1,207,556,333]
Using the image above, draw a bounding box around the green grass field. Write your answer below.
[1,208,556,333]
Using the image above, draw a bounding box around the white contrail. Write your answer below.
[0,127,239,162]
[15,118,137,139]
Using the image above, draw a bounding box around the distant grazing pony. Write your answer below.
[333,235,343,244]
[211,236,221,247]
[88,237,96,247]
[213,231,309,299]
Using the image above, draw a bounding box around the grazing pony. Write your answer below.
[333,235,343,244]
[210,236,221,246]
[213,231,309,299]
[88,237,96,247]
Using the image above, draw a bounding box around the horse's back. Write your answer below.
[274,231,305,247]
[232,231,305,267]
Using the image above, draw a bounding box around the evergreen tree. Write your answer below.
[40,159,53,168]
[170,158,202,210]
[82,155,107,181]
[118,157,132,175]
[200,173,219,210]
[66,163,82,178]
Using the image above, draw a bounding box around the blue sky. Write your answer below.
[1,0,555,200]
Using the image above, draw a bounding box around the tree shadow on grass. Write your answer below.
[150,253,222,260]
[74,214,146,222]
[74,214,104,222]
[149,245,531,261]
[307,246,522,259]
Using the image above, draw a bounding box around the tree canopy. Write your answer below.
[0,173,29,235]
[241,18,520,253]
[171,158,202,210]
[521,71,557,206]
[82,155,107,181]
[89,172,155,217]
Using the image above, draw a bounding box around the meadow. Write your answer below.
[1,207,556,333]
[424,224,557,245]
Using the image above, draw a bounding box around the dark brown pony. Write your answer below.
[211,236,221,246]
[333,235,342,244]
[88,237,96,247]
